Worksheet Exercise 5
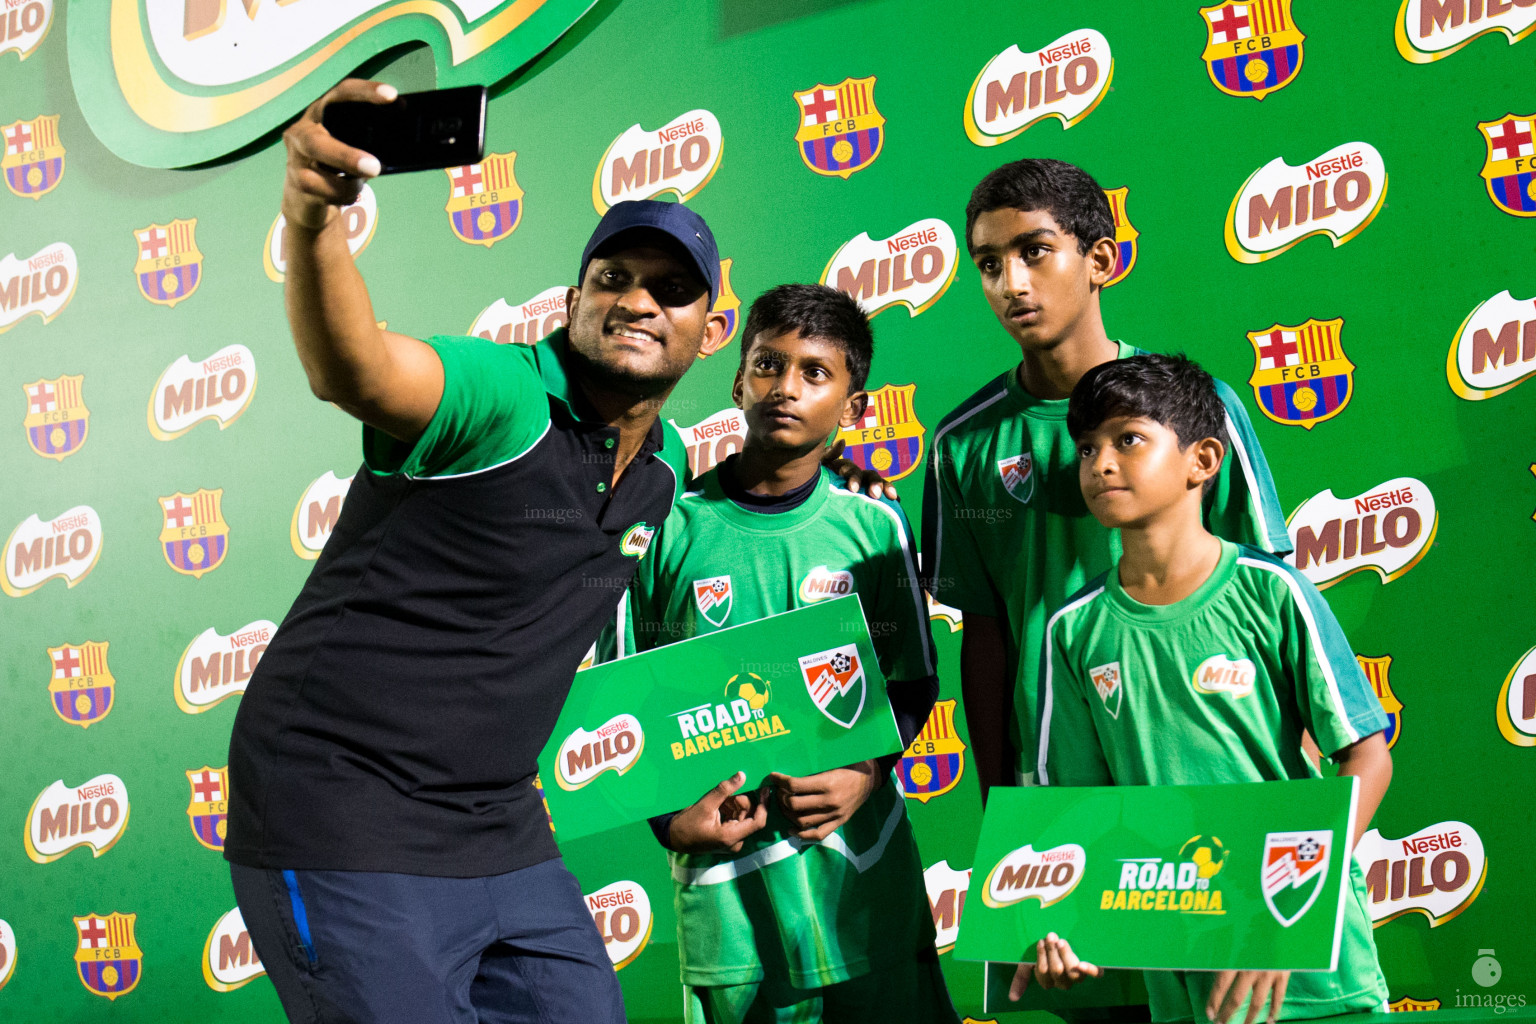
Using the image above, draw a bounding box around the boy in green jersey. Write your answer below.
[921,159,1292,802]
[628,284,958,1024]
[1026,354,1392,1023]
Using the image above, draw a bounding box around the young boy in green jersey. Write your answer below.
[921,159,1292,806]
[1026,354,1392,1024]
[628,284,958,1024]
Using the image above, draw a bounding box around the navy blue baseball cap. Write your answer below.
[579,200,721,305]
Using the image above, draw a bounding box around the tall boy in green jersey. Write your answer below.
[628,285,959,1024]
[921,160,1292,802]
[1028,355,1392,1023]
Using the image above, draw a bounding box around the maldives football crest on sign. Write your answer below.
[186,766,228,851]
[159,489,228,578]
[1090,661,1123,718]
[835,383,925,481]
[1200,1,1305,101]
[997,453,1035,504]
[74,913,142,1000]
[48,641,115,728]
[1477,114,1536,217]
[1247,318,1354,429]
[799,645,866,728]
[3,114,65,198]
[1261,831,1331,927]
[445,151,523,246]
[23,374,88,460]
[794,76,885,179]
[1103,187,1138,287]
[899,699,966,802]
[1358,655,1403,750]
[692,576,733,627]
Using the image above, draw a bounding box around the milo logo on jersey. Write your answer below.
[675,407,746,479]
[1495,644,1536,747]
[445,152,522,246]
[556,715,644,790]
[1103,187,1138,287]
[964,29,1113,146]
[835,383,925,481]
[1090,661,1123,717]
[23,374,88,460]
[159,488,229,578]
[1200,1,1304,101]
[1287,477,1437,589]
[3,114,64,198]
[997,453,1035,504]
[186,766,229,851]
[983,842,1085,909]
[133,218,201,306]
[1396,0,1536,63]
[620,523,656,558]
[1446,289,1536,400]
[3,504,102,597]
[1357,821,1487,926]
[924,860,972,953]
[0,0,52,60]
[799,645,866,728]
[0,918,15,992]
[671,673,790,760]
[291,471,353,560]
[899,699,966,802]
[1102,835,1228,914]
[1248,318,1354,428]
[585,881,653,970]
[48,641,115,728]
[1358,655,1403,749]
[692,575,733,627]
[150,344,257,440]
[202,907,264,992]
[471,285,569,346]
[593,109,723,213]
[1193,654,1256,698]
[25,774,129,864]
[794,75,884,178]
[1477,113,1536,216]
[1261,831,1331,927]
[1225,142,1387,264]
[265,184,378,282]
[74,913,141,1000]
[175,620,274,714]
[798,565,855,603]
[822,218,958,319]
[0,241,77,333]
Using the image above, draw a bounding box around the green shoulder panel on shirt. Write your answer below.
[363,334,552,478]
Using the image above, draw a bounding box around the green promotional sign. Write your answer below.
[538,595,901,842]
[955,778,1357,972]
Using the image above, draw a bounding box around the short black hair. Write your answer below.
[1067,354,1229,456]
[965,159,1115,256]
[739,284,873,392]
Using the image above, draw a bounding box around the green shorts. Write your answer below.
[685,951,960,1024]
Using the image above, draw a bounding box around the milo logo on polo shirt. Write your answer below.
[619,523,656,558]
[798,565,854,602]
[1193,655,1256,698]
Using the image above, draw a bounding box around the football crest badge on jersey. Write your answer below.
[133,218,202,307]
[23,374,88,460]
[793,76,885,179]
[997,453,1035,504]
[445,152,522,247]
[1261,831,1330,927]
[692,575,733,627]
[835,383,925,481]
[74,913,141,1000]
[1201,1,1305,101]
[1103,187,1138,287]
[3,114,65,198]
[799,644,866,728]
[1477,113,1536,217]
[48,641,114,728]
[1248,318,1354,429]
[1358,654,1403,750]
[1090,661,1123,718]
[186,766,228,851]
[899,699,966,802]
[159,489,228,578]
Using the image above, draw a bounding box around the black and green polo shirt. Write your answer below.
[226,329,687,876]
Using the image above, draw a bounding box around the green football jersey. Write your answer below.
[1037,540,1389,1022]
[629,465,938,989]
[921,344,1291,782]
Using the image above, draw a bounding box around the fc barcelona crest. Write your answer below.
[1103,187,1138,288]
[1358,654,1402,750]
[701,258,742,358]
[1201,1,1305,101]
[794,76,885,179]
[1477,113,1536,217]
[1247,318,1354,429]
[74,913,142,1000]
[48,641,115,728]
[693,575,733,628]
[23,374,88,460]
[997,453,1035,504]
[445,152,523,246]
[3,115,65,199]
[834,383,925,481]
[186,766,229,851]
[1260,831,1331,927]
[159,488,229,578]
[799,644,867,729]
[133,218,202,307]
[899,699,966,803]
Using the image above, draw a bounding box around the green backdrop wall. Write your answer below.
[3,1,1534,1020]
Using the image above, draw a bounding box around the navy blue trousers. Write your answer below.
[231,859,626,1024]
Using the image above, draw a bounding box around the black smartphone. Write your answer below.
[322,85,487,174]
